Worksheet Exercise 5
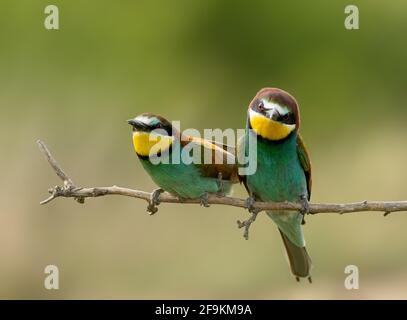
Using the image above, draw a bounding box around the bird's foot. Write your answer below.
[244,194,261,214]
[299,195,310,215]
[200,192,210,207]
[299,194,310,225]
[146,188,164,215]
[216,172,225,197]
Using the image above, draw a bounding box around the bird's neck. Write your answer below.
[132,131,173,157]
[250,130,299,165]
[258,130,297,149]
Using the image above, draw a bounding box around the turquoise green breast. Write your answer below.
[138,152,226,199]
[246,133,307,202]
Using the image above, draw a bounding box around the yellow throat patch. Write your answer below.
[132,131,173,157]
[249,112,296,141]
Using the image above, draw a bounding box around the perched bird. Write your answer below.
[239,88,312,282]
[128,113,239,212]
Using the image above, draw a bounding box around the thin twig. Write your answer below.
[237,211,259,240]
[37,140,74,187]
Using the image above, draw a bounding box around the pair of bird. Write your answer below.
[127,88,312,282]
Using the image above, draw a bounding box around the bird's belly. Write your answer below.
[247,159,307,202]
[140,160,220,199]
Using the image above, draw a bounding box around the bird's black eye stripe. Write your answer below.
[279,112,295,125]
[252,100,264,112]
[155,123,173,136]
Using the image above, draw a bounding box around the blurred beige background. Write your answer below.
[1,0,407,299]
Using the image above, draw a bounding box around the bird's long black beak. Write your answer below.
[266,108,281,121]
[127,119,137,126]
[127,119,148,131]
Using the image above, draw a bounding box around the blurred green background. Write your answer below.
[1,0,407,299]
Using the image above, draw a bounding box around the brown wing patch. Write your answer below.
[181,135,239,183]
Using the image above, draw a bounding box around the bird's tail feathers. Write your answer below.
[279,229,312,281]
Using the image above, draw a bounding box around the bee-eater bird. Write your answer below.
[128,113,239,211]
[240,88,312,282]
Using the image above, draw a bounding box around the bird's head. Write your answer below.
[127,113,174,157]
[248,88,300,141]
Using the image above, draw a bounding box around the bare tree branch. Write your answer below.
[38,139,407,236]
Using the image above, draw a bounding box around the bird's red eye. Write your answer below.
[258,102,265,111]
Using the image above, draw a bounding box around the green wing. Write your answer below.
[296,134,312,200]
